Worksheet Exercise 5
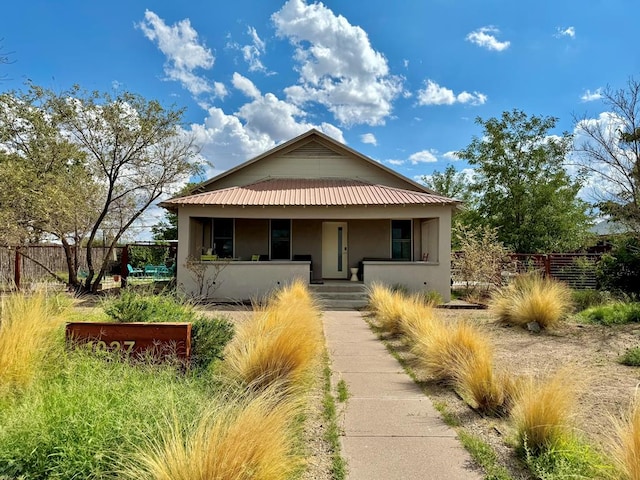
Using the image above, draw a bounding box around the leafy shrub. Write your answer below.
[0,292,66,397]
[490,274,573,330]
[524,438,607,480]
[423,290,444,306]
[128,244,168,269]
[103,289,195,323]
[581,302,640,325]
[597,235,640,295]
[571,289,613,312]
[610,395,640,480]
[452,225,509,299]
[619,347,640,367]
[103,290,234,371]
[0,351,209,479]
[190,317,234,371]
[511,368,579,455]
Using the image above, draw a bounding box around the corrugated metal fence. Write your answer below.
[452,252,602,289]
[508,253,601,289]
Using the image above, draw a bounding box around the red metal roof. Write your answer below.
[162,178,458,207]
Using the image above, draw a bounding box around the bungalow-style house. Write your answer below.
[161,129,459,302]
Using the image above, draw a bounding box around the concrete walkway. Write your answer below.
[323,310,482,480]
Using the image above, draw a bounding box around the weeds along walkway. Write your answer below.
[323,310,482,480]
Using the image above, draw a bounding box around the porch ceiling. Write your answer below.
[161,178,458,208]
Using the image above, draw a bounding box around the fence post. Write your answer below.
[14,247,21,290]
[121,245,129,288]
[544,255,551,278]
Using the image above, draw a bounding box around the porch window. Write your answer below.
[213,218,234,257]
[270,219,291,260]
[391,220,412,261]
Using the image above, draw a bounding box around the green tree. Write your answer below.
[0,84,203,291]
[422,164,471,201]
[422,165,478,244]
[151,211,178,241]
[0,88,102,285]
[458,109,591,253]
[574,77,640,235]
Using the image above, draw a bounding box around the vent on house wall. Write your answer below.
[285,141,339,157]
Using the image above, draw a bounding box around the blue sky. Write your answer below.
[1,0,638,230]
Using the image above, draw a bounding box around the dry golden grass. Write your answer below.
[454,355,516,416]
[0,292,67,396]
[223,280,324,391]
[410,319,494,382]
[490,274,573,330]
[125,390,302,480]
[610,394,640,480]
[399,296,441,341]
[367,283,407,334]
[511,367,579,454]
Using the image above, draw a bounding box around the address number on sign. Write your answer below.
[86,340,136,353]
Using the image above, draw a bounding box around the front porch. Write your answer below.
[175,201,452,303]
[179,256,448,303]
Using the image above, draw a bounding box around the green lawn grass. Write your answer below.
[0,288,317,479]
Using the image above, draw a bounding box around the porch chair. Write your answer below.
[127,264,143,277]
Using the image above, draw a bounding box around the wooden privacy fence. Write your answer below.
[0,245,123,288]
[452,252,602,290]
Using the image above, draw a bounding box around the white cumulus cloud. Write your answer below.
[232,72,261,99]
[555,26,576,38]
[272,0,403,126]
[581,88,603,102]
[443,151,461,161]
[409,150,438,164]
[387,159,404,166]
[189,93,344,177]
[466,26,510,52]
[137,10,215,96]
[360,133,377,146]
[417,80,487,106]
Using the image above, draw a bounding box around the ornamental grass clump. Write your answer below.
[490,274,573,330]
[453,354,516,416]
[410,320,494,383]
[610,395,640,480]
[511,368,579,455]
[125,389,302,480]
[223,280,323,391]
[409,317,512,415]
[367,282,407,335]
[398,296,441,341]
[0,292,67,396]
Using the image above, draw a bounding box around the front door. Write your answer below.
[322,222,348,279]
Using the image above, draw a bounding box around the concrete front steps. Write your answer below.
[310,281,369,310]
